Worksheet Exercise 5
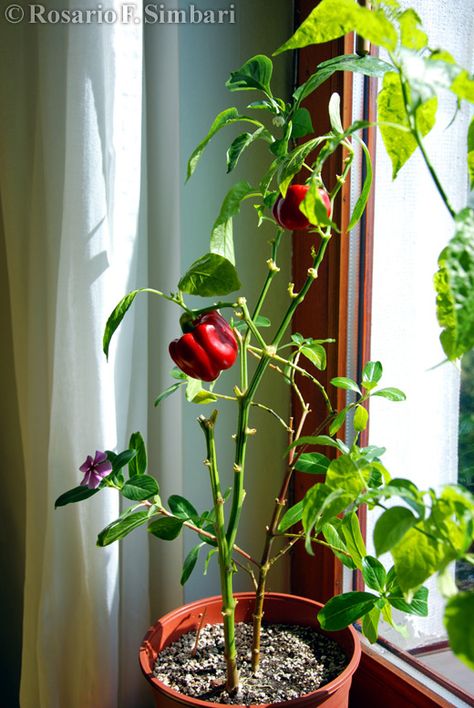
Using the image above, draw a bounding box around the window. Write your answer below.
[291,0,473,704]
[366,0,473,699]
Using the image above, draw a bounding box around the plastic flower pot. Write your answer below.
[139,592,361,708]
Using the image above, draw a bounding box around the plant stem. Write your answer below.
[396,67,455,219]
[226,233,332,552]
[413,124,456,218]
[152,504,258,567]
[225,232,284,552]
[198,413,239,693]
[251,408,309,673]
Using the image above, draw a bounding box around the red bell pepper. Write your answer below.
[169,311,238,382]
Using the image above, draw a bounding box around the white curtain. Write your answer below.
[0,2,293,706]
[0,3,153,706]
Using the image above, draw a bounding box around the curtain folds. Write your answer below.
[0,5,152,706]
[0,2,293,706]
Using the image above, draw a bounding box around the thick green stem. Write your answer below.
[226,233,332,551]
[198,413,239,693]
[225,232,284,551]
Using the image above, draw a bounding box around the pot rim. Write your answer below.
[139,592,361,708]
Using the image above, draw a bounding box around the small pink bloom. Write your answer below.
[80,450,112,489]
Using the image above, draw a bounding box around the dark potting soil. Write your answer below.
[153,622,348,705]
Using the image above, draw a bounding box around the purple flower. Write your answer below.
[79,451,112,489]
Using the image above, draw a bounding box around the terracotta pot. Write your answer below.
[139,592,361,708]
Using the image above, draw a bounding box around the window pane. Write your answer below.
[366,0,473,694]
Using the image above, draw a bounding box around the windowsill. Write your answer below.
[350,635,474,708]
[415,647,474,696]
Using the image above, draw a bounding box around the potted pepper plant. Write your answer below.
[56,1,474,705]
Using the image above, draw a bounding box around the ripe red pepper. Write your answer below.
[169,311,238,382]
[272,184,331,231]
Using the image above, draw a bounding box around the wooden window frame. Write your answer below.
[290,2,474,706]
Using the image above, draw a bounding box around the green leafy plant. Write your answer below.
[56,0,474,698]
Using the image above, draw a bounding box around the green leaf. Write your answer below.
[399,8,428,50]
[198,524,218,547]
[300,343,327,371]
[154,382,183,407]
[184,377,218,404]
[468,117,474,191]
[171,367,187,380]
[300,182,336,230]
[329,408,349,436]
[103,289,142,358]
[108,449,137,475]
[318,591,378,631]
[388,585,429,617]
[451,70,474,104]
[288,434,349,454]
[190,390,219,405]
[330,376,361,394]
[185,377,202,402]
[293,66,341,106]
[294,452,330,475]
[203,548,218,575]
[247,99,278,112]
[121,475,159,501]
[168,495,199,522]
[278,500,304,532]
[276,138,326,196]
[437,564,458,600]
[381,478,425,518]
[377,71,437,178]
[178,253,241,297]
[434,208,474,360]
[259,157,284,197]
[319,53,393,78]
[360,445,386,462]
[180,544,205,585]
[275,0,397,55]
[372,387,406,402]
[326,455,367,499]
[362,555,387,592]
[226,54,273,94]
[381,603,409,638]
[293,54,392,106]
[97,510,149,546]
[374,506,418,556]
[55,485,99,508]
[148,516,183,541]
[302,484,352,551]
[187,108,262,180]
[353,405,369,433]
[322,523,356,570]
[392,521,456,593]
[362,605,381,644]
[226,130,269,174]
[362,360,383,388]
[340,512,367,569]
[348,138,373,231]
[291,107,314,138]
[128,432,147,477]
[444,592,474,670]
[210,182,253,264]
